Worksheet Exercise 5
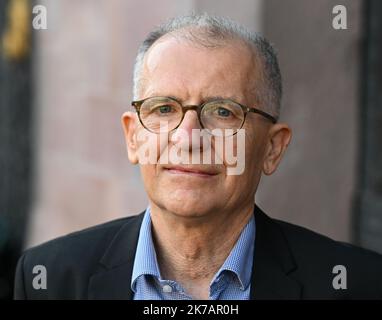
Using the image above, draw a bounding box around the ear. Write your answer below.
[262,123,292,175]
[121,111,139,164]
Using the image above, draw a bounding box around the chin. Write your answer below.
[161,195,214,219]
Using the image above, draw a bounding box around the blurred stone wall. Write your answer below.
[257,0,362,242]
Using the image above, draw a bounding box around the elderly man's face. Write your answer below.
[123,36,289,218]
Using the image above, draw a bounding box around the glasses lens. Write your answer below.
[139,97,183,133]
[201,100,245,136]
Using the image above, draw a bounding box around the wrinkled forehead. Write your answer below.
[140,35,261,103]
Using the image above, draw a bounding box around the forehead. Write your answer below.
[141,35,258,102]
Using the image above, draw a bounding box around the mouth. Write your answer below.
[163,165,219,177]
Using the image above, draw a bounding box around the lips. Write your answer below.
[163,165,219,177]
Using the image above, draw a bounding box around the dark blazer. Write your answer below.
[14,205,382,299]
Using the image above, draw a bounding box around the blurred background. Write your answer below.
[1,0,381,299]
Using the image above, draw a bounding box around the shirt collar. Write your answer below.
[131,206,256,292]
[211,214,255,290]
[131,207,160,292]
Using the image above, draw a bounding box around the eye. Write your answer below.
[149,104,175,115]
[216,107,232,118]
[158,105,173,114]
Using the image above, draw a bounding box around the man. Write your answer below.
[15,14,382,300]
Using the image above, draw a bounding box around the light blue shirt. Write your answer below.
[131,207,256,300]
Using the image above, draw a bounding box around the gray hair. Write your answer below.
[133,13,282,119]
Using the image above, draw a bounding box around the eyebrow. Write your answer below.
[148,94,243,104]
[203,95,242,103]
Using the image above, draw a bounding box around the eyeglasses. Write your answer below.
[131,96,277,136]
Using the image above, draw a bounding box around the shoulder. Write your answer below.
[273,217,382,298]
[275,217,382,263]
[24,215,137,263]
[15,213,144,299]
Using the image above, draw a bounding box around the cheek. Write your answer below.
[135,129,169,164]
[246,126,267,166]
[140,165,157,184]
[212,133,245,170]
[217,127,264,174]
[222,174,256,204]
[140,164,165,200]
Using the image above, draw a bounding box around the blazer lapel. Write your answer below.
[250,205,302,299]
[88,212,144,300]
[87,206,302,300]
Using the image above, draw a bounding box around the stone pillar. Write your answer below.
[355,0,382,253]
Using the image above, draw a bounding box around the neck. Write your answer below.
[149,202,254,299]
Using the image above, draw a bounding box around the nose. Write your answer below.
[170,108,206,152]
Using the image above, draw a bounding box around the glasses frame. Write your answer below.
[131,96,277,135]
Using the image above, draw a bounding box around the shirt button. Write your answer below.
[162,284,173,293]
